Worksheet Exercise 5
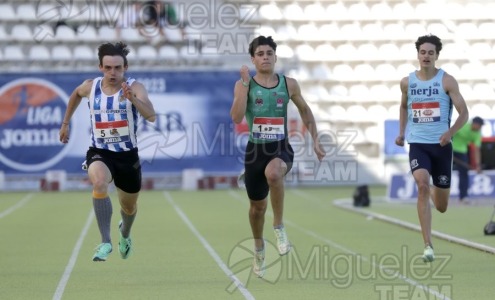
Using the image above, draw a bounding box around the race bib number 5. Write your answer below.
[95,120,130,144]
[412,102,440,123]
[252,117,285,141]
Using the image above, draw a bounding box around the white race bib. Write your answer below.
[95,120,130,144]
[252,117,285,141]
[412,102,440,123]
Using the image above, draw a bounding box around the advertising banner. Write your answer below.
[388,170,495,201]
[0,71,244,174]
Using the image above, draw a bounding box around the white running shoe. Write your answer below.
[422,245,435,263]
[252,248,265,278]
[274,227,291,256]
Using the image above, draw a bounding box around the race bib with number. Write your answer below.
[95,120,130,144]
[252,117,285,141]
[412,102,440,123]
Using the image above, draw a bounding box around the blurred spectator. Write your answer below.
[139,1,186,45]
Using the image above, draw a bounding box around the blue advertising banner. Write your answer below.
[0,71,245,174]
[387,170,495,201]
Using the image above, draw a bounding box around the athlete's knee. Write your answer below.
[265,169,284,186]
[416,181,431,196]
[92,179,109,195]
[250,200,267,215]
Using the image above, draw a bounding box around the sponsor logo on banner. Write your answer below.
[388,171,495,201]
[0,78,72,171]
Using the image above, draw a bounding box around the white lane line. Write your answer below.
[53,210,94,300]
[0,193,34,219]
[291,189,452,300]
[333,198,495,254]
[163,192,255,300]
[229,189,451,300]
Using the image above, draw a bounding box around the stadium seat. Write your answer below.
[383,23,406,39]
[347,105,369,120]
[339,23,362,40]
[119,27,143,42]
[311,63,332,80]
[98,25,117,41]
[470,43,493,60]
[470,103,492,119]
[163,28,183,43]
[361,23,383,41]
[10,24,33,42]
[328,105,346,117]
[374,63,397,81]
[335,44,357,61]
[259,4,282,20]
[329,84,348,97]
[16,4,37,22]
[478,23,495,39]
[77,25,99,42]
[367,104,388,119]
[283,3,304,20]
[396,63,416,77]
[392,2,414,19]
[461,62,483,79]
[255,26,276,38]
[137,45,157,61]
[332,64,354,80]
[356,43,379,60]
[347,3,370,20]
[473,83,495,100]
[303,3,327,20]
[158,45,179,59]
[73,45,94,61]
[398,43,416,60]
[28,45,51,61]
[295,44,315,61]
[0,4,16,21]
[405,23,427,37]
[55,25,77,42]
[3,45,25,61]
[370,3,392,20]
[458,83,474,100]
[427,23,451,39]
[387,104,400,119]
[353,64,375,80]
[369,84,391,100]
[440,62,461,76]
[348,84,369,99]
[276,44,294,59]
[378,43,400,60]
[314,44,336,61]
[307,85,331,101]
[52,45,73,61]
[319,23,340,41]
[444,2,464,19]
[275,24,297,41]
[298,24,319,41]
[456,23,478,39]
[325,3,348,20]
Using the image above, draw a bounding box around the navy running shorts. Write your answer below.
[408,143,453,188]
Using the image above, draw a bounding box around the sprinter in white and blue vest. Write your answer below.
[395,35,469,263]
[59,42,156,262]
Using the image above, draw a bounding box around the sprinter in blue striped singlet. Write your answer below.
[59,42,156,262]
[231,36,326,278]
[395,35,468,263]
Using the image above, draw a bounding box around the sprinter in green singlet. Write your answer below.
[230,36,326,278]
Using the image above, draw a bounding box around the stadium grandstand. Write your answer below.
[1,0,495,192]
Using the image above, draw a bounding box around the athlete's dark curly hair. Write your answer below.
[249,36,277,57]
[97,42,130,66]
[415,34,442,54]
